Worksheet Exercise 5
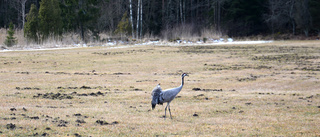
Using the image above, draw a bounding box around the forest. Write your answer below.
[1,0,320,44]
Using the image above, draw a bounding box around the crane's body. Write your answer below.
[151,73,188,119]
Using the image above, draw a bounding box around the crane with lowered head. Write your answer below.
[151,73,188,119]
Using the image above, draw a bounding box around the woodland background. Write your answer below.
[1,0,320,44]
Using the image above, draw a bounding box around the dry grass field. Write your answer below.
[1,41,320,136]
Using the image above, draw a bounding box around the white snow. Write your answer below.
[0,39,273,52]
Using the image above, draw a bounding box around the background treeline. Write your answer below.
[1,0,320,43]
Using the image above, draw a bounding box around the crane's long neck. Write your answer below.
[169,76,185,97]
[182,76,185,86]
[180,76,185,88]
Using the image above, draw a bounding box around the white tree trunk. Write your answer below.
[21,0,27,28]
[129,0,134,38]
[180,0,183,24]
[136,0,141,39]
[140,0,143,38]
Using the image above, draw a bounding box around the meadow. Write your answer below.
[0,41,320,136]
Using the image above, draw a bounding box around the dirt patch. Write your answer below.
[57,85,106,90]
[96,120,119,125]
[6,123,16,130]
[33,91,107,100]
[92,49,153,56]
[205,64,273,71]
[16,87,41,90]
[33,92,73,100]
[192,88,223,92]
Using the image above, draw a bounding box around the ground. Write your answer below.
[0,41,320,136]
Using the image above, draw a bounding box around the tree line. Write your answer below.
[1,0,319,43]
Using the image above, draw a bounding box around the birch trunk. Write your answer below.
[129,0,134,38]
[140,0,143,38]
[180,0,183,24]
[21,0,27,28]
[136,0,141,39]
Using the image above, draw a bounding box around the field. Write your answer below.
[1,41,320,136]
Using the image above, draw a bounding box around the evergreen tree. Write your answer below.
[309,0,320,36]
[24,4,39,43]
[60,0,78,33]
[294,0,312,37]
[77,0,100,42]
[4,22,17,47]
[60,0,100,42]
[115,12,131,38]
[39,0,63,41]
[223,0,268,36]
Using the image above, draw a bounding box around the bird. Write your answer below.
[151,73,188,119]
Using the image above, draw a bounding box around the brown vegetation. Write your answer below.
[0,41,320,136]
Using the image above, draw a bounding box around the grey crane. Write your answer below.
[151,73,188,119]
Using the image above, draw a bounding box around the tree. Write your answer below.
[60,0,78,33]
[60,0,101,43]
[294,0,312,37]
[115,12,131,38]
[24,4,39,43]
[136,0,141,39]
[17,0,28,28]
[129,0,134,38]
[208,0,228,33]
[39,0,63,41]
[223,0,268,36]
[4,22,17,47]
[264,0,290,36]
[310,0,320,36]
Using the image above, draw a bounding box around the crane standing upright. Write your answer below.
[151,73,188,119]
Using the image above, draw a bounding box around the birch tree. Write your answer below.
[294,0,311,37]
[136,0,141,39]
[140,0,143,38]
[129,0,134,38]
[18,0,28,28]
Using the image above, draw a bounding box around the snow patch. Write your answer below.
[1,39,273,52]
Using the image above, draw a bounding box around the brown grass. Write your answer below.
[0,41,320,136]
[0,28,95,49]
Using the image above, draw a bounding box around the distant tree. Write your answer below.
[24,4,39,43]
[4,22,17,47]
[129,0,134,38]
[115,12,131,38]
[309,0,320,36]
[17,0,28,28]
[136,0,141,39]
[78,0,100,42]
[60,0,101,43]
[294,0,312,37]
[264,0,293,37]
[39,0,63,41]
[60,0,78,33]
[223,0,268,36]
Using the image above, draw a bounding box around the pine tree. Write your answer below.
[115,12,131,38]
[310,0,320,36]
[39,0,63,41]
[4,22,17,47]
[24,4,39,43]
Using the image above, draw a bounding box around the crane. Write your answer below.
[151,73,188,119]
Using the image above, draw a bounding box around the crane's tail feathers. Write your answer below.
[151,84,162,110]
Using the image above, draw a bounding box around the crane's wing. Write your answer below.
[151,84,162,110]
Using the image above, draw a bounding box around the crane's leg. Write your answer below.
[168,104,172,119]
[164,103,170,118]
